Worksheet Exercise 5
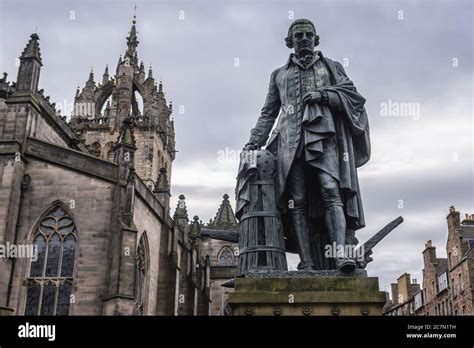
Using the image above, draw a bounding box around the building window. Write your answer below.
[25,205,76,315]
[437,272,448,292]
[89,142,101,157]
[107,150,115,162]
[133,234,149,315]
[217,247,234,266]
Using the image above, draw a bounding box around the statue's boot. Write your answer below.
[292,212,315,270]
[326,204,356,272]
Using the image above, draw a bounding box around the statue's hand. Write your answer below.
[303,90,329,105]
[243,141,259,151]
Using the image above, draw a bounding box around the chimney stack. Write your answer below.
[423,240,437,266]
[447,206,461,232]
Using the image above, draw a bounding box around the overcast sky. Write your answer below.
[1,0,472,294]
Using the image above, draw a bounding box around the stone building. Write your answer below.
[383,273,421,316]
[0,16,236,316]
[384,206,474,316]
[445,207,474,315]
[200,194,238,315]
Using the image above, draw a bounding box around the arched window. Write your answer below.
[105,142,115,162]
[217,247,234,266]
[89,142,101,157]
[25,205,77,315]
[133,234,149,315]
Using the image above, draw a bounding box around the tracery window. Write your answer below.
[25,205,76,315]
[133,234,149,315]
[217,247,234,266]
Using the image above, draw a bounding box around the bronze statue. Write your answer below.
[243,19,371,272]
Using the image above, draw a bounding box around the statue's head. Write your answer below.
[285,18,319,55]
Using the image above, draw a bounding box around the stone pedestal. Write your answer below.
[228,271,387,316]
[0,306,14,315]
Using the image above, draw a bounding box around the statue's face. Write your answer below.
[291,23,316,55]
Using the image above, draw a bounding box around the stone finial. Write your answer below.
[210,193,237,227]
[189,215,201,238]
[88,68,94,83]
[174,194,188,219]
[117,117,136,147]
[148,64,153,79]
[154,167,170,192]
[124,13,139,68]
[102,65,109,85]
[20,33,42,65]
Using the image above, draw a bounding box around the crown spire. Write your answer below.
[124,9,139,68]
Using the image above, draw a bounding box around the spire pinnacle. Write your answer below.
[88,68,94,82]
[124,10,139,68]
[102,65,109,84]
[154,167,170,192]
[210,193,237,227]
[20,33,42,65]
[117,117,136,147]
[148,64,153,79]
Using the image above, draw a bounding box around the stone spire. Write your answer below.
[124,13,139,68]
[15,33,42,94]
[102,65,109,85]
[210,194,237,227]
[20,33,42,65]
[88,68,94,82]
[153,167,171,215]
[174,194,189,231]
[147,65,153,79]
[189,216,201,239]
